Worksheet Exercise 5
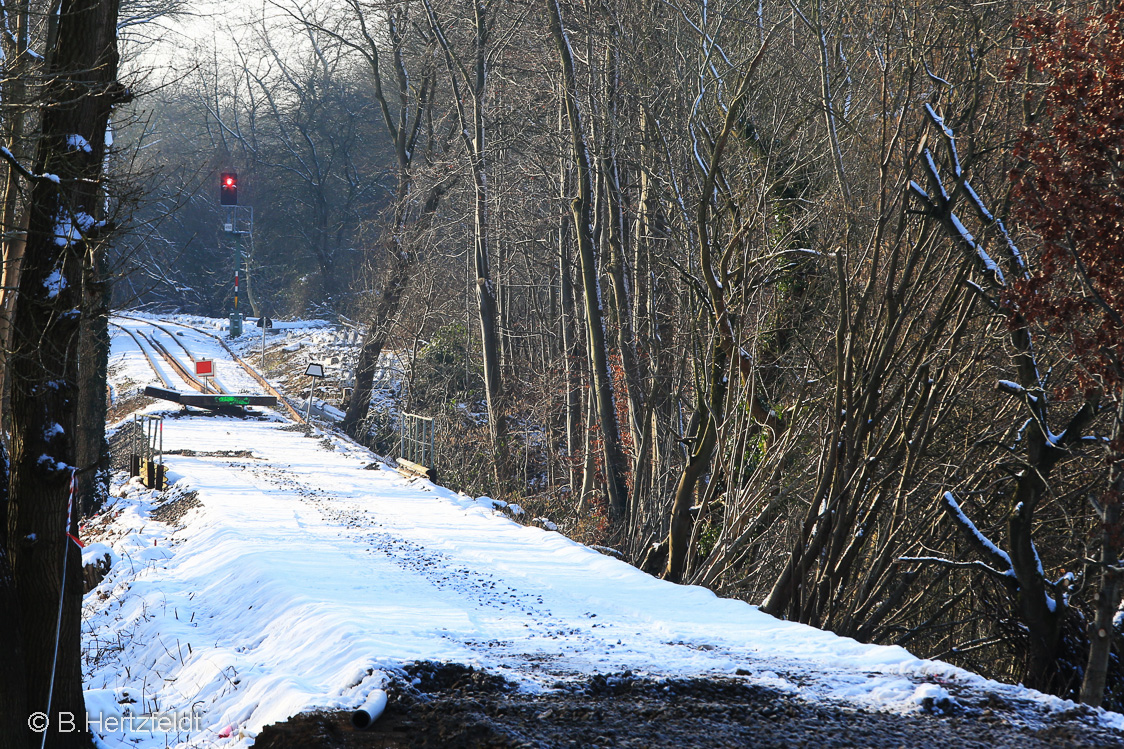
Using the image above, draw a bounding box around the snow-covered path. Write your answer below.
[84,315,1124,748]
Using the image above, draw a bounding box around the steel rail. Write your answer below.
[109,322,173,389]
[116,315,202,362]
[117,314,233,393]
[142,332,214,393]
[147,322,198,362]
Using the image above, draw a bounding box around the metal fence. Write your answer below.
[399,412,435,469]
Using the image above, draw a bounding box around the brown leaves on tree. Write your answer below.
[1008,4,1124,408]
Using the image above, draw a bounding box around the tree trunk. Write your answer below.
[7,0,121,744]
[578,384,597,513]
[0,441,28,746]
[598,30,644,457]
[334,0,435,440]
[0,0,34,440]
[1081,397,1124,706]
[343,249,412,438]
[547,0,629,523]
[557,87,582,497]
[77,245,111,517]
[665,344,726,582]
[471,159,509,489]
[342,177,448,438]
[1082,548,1122,707]
[560,220,581,496]
[423,0,509,489]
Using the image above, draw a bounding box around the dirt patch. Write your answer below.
[110,418,258,476]
[150,490,201,526]
[252,663,1120,749]
[165,448,256,458]
[108,420,144,472]
[108,393,156,423]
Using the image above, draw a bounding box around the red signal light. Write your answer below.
[220,172,238,206]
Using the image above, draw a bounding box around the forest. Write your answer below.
[2,0,1124,744]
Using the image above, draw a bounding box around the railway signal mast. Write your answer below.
[220,171,252,337]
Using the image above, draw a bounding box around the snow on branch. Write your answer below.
[922,60,951,88]
[997,379,1031,399]
[915,147,1006,287]
[922,150,949,202]
[924,103,960,178]
[950,211,1005,285]
[964,279,1001,311]
[916,106,1027,286]
[939,491,1016,581]
[1050,395,1101,450]
[963,182,1028,280]
[897,555,1014,584]
[0,147,63,185]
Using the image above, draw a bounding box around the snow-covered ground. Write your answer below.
[85,314,1124,747]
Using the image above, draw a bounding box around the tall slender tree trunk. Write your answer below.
[77,245,111,517]
[0,0,34,437]
[471,154,509,488]
[578,384,597,513]
[337,0,435,439]
[560,228,581,495]
[1082,502,1123,706]
[423,0,509,489]
[557,91,582,497]
[344,247,412,437]
[598,25,644,456]
[548,0,629,523]
[343,178,448,438]
[665,343,726,582]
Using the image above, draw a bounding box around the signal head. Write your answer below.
[220,171,238,206]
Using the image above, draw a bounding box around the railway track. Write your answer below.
[143,331,226,394]
[110,322,173,389]
[115,314,306,424]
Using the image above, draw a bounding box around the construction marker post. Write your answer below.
[305,361,325,422]
[259,315,272,369]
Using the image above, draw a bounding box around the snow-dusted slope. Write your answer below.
[84,315,1124,748]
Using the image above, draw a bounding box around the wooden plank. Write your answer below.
[395,457,436,483]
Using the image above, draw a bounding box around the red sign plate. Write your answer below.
[195,360,214,377]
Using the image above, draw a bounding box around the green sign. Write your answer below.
[214,396,251,405]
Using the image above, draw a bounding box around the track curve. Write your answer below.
[115,314,306,424]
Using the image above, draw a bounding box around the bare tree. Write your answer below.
[546,0,631,522]
[277,0,443,440]
[421,0,513,487]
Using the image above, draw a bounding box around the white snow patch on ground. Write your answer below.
[83,314,1124,748]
